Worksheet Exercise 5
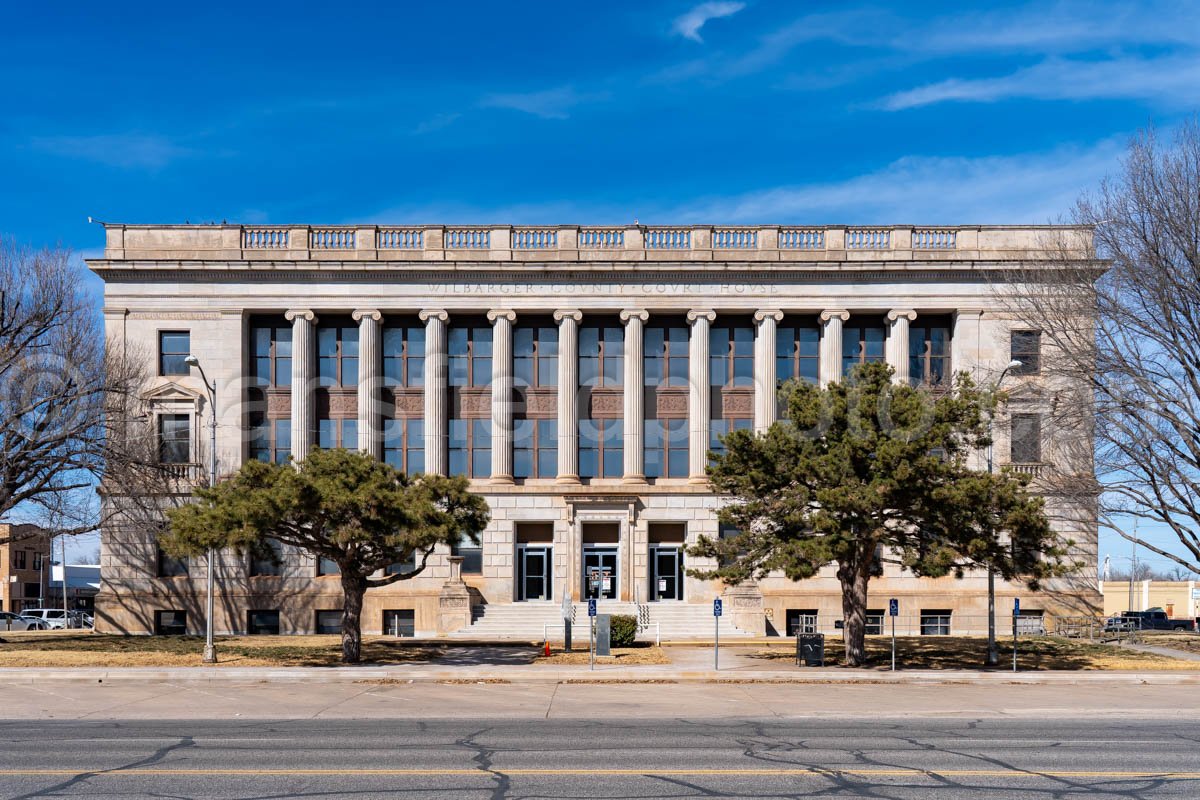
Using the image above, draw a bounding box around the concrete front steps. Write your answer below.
[447,600,755,641]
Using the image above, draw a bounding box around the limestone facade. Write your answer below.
[89,223,1101,637]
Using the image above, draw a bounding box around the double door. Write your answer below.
[650,546,684,601]
[517,546,552,602]
[582,546,618,600]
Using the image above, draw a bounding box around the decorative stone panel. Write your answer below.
[722,389,753,417]
[656,388,688,417]
[589,388,623,418]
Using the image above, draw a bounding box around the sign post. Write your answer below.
[889,598,899,671]
[588,598,597,671]
[1012,598,1020,672]
[713,598,723,671]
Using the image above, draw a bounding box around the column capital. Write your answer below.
[887,309,917,323]
[351,309,383,323]
[486,309,517,323]
[620,309,649,323]
[687,309,716,324]
[419,309,448,323]
[285,309,316,323]
[553,309,582,323]
[819,309,850,323]
[754,310,784,323]
[954,308,985,320]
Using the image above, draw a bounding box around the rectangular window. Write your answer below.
[514,418,557,479]
[23,582,40,600]
[645,418,688,478]
[317,418,358,450]
[246,610,281,635]
[709,324,754,388]
[383,609,415,637]
[514,325,558,388]
[249,540,283,577]
[579,419,622,479]
[1010,330,1041,375]
[158,414,190,464]
[644,324,689,388]
[1011,413,1042,463]
[14,550,26,570]
[842,320,886,376]
[157,548,188,577]
[317,556,340,576]
[32,552,43,571]
[383,324,425,387]
[317,324,359,388]
[314,610,342,635]
[709,418,752,460]
[449,419,492,478]
[448,324,493,387]
[154,610,187,636]
[920,610,952,636]
[786,609,819,636]
[579,324,623,387]
[158,331,190,376]
[908,317,952,388]
[251,418,292,463]
[777,321,820,386]
[865,610,885,636]
[250,323,292,388]
[452,533,483,574]
[384,417,425,473]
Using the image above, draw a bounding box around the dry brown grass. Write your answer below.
[743,635,1197,670]
[1137,632,1200,656]
[536,645,669,666]
[0,631,458,667]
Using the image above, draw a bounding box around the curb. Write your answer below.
[4,667,1200,686]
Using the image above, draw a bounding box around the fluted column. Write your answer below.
[419,309,448,475]
[819,310,849,387]
[887,309,917,385]
[352,309,382,457]
[488,310,515,483]
[754,310,783,432]
[554,310,581,483]
[621,309,648,482]
[687,310,715,482]
[285,309,316,460]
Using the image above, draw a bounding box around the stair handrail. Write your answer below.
[633,583,650,630]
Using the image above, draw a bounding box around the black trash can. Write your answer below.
[796,633,825,667]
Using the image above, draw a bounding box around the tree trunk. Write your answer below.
[339,573,369,664]
[838,559,871,668]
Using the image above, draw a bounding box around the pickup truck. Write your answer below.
[1115,609,1196,632]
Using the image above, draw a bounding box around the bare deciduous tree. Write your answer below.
[1001,122,1200,574]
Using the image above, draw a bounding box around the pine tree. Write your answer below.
[162,448,490,663]
[690,361,1069,667]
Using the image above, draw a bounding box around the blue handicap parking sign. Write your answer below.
[713,598,723,617]
[588,598,597,617]
[889,599,898,617]
[1013,598,1020,616]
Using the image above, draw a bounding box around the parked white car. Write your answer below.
[19,608,69,629]
[0,611,46,631]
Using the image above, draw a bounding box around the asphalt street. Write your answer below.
[1,718,1197,799]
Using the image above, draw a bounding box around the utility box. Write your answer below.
[595,614,611,656]
[797,633,825,667]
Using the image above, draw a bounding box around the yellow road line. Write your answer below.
[0,769,1197,778]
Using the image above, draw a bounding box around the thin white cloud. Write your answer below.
[480,86,608,120]
[672,1,745,43]
[412,112,462,135]
[881,56,1200,110]
[29,133,192,169]
[668,140,1124,224]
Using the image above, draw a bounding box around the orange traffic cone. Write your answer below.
[543,640,551,657]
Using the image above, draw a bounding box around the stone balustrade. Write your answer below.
[98,224,1094,264]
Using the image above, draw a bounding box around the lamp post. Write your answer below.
[985,359,1022,667]
[185,354,219,664]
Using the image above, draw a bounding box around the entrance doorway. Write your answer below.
[517,545,552,601]
[650,546,684,601]
[582,547,618,600]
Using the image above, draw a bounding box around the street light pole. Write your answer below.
[986,359,1022,667]
[185,355,219,664]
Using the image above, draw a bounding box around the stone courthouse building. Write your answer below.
[89,223,1100,638]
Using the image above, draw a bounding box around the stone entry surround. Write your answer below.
[89,223,1100,636]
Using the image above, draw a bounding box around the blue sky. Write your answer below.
[3,0,1198,571]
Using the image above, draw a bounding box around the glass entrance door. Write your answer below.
[582,547,618,600]
[651,546,684,601]
[517,546,552,601]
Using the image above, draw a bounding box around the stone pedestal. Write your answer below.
[724,580,766,636]
[437,555,473,635]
